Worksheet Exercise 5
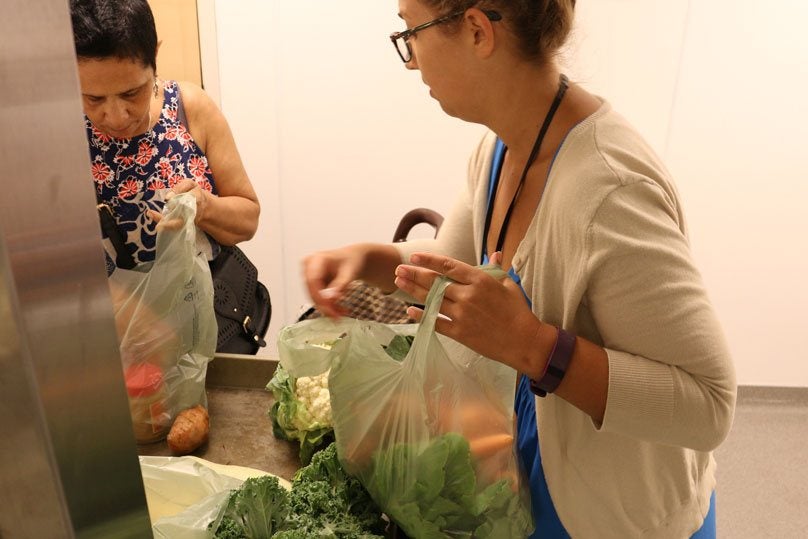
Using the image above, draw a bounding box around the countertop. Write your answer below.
[137,354,302,481]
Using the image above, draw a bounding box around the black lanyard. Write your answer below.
[483,74,569,256]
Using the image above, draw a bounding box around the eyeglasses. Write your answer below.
[389,7,502,63]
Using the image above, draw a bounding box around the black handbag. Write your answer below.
[209,244,271,354]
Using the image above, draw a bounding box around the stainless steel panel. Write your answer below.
[0,0,152,537]
[0,238,75,539]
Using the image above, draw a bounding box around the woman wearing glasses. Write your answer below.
[304,1,735,537]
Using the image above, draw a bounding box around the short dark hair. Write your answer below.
[70,0,158,70]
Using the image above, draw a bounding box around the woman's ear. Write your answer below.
[464,8,497,59]
[154,42,162,74]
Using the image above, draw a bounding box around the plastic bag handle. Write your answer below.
[415,264,508,342]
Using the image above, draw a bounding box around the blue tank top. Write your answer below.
[86,80,218,272]
[484,139,716,538]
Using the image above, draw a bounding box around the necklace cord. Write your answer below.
[483,73,569,257]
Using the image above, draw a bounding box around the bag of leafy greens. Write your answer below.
[278,267,533,538]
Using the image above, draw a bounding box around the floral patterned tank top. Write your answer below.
[86,80,217,272]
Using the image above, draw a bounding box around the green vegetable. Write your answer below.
[211,443,385,538]
[215,475,290,538]
[267,364,334,465]
[270,530,315,538]
[284,444,386,538]
[212,516,246,539]
[363,433,532,539]
[382,335,414,362]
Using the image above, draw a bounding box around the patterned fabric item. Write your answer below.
[299,209,442,325]
[301,281,413,324]
[86,80,218,270]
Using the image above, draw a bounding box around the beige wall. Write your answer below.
[148,0,202,85]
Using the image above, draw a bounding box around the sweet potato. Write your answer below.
[167,405,209,455]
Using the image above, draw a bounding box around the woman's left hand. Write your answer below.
[165,179,211,224]
[394,251,544,371]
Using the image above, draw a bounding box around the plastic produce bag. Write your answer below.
[278,267,533,538]
[109,194,217,443]
[273,317,417,464]
[140,456,292,538]
[141,456,243,538]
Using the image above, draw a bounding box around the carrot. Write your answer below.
[468,433,514,459]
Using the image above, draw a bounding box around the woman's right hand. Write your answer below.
[302,245,365,318]
[302,243,402,318]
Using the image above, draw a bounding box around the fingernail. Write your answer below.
[320,287,339,299]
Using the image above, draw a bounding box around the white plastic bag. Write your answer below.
[140,456,287,538]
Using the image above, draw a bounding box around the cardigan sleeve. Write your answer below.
[585,180,736,451]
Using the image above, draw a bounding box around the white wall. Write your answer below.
[212,1,808,387]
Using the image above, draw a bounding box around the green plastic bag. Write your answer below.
[109,193,217,440]
[277,267,533,538]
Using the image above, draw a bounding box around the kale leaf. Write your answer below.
[212,443,385,538]
[215,475,289,538]
[286,444,386,538]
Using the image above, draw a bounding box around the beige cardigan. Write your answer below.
[395,101,736,538]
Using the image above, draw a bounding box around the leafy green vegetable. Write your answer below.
[267,364,334,465]
[270,530,315,538]
[382,335,414,362]
[285,444,386,538]
[215,475,289,538]
[363,433,532,538]
[211,443,385,538]
[212,516,246,539]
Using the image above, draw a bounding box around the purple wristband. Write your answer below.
[529,327,577,397]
